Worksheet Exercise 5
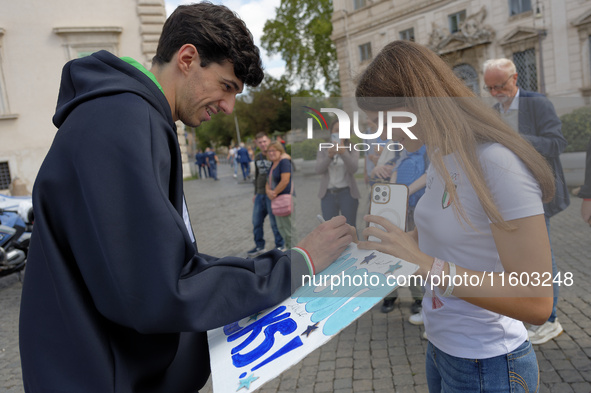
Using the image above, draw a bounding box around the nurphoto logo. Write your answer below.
[303,106,418,152]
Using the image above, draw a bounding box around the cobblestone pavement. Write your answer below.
[1,162,590,392]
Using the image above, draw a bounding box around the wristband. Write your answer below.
[292,247,315,275]
[442,262,456,297]
[429,258,446,309]
[429,257,445,283]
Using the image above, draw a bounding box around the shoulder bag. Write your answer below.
[269,165,293,217]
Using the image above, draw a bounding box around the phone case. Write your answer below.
[368,183,409,242]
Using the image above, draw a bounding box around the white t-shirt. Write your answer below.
[328,156,349,189]
[414,143,544,359]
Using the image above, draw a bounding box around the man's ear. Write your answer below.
[176,44,200,75]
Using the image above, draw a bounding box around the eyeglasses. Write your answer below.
[483,74,516,93]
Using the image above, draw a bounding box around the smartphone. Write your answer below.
[330,133,340,144]
[368,183,409,242]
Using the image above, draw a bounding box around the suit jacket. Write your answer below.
[496,89,570,217]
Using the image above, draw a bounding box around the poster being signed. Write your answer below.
[207,243,418,392]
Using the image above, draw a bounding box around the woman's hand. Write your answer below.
[358,215,432,276]
[328,146,338,158]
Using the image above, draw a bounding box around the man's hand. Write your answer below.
[297,216,354,273]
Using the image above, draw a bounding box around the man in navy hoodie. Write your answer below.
[19,3,352,392]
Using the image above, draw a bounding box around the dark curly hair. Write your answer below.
[153,2,264,87]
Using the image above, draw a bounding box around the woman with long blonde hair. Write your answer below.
[357,40,554,392]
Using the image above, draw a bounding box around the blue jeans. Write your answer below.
[320,187,359,227]
[545,216,558,322]
[198,164,208,178]
[426,340,539,392]
[253,194,284,249]
[209,164,218,180]
[240,163,250,180]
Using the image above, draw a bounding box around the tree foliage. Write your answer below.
[261,0,340,96]
[561,106,591,152]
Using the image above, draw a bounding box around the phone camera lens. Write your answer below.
[382,191,387,197]
[374,195,379,201]
[375,187,381,192]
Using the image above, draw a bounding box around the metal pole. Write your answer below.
[538,31,546,95]
[535,0,546,95]
[234,114,241,145]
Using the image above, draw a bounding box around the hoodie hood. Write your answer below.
[53,50,173,128]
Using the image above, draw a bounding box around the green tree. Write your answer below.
[561,106,591,152]
[240,74,292,135]
[261,0,340,96]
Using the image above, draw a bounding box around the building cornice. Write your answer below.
[331,0,453,40]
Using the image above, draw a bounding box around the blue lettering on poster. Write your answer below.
[225,305,303,370]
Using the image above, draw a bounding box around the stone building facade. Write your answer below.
[331,0,591,101]
[0,0,191,193]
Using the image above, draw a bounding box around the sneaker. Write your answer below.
[528,320,563,345]
[411,299,422,314]
[422,331,428,340]
[247,246,266,257]
[381,297,397,313]
[275,246,287,252]
[409,312,424,325]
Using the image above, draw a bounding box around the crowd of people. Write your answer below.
[18,1,590,392]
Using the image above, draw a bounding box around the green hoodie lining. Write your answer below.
[121,57,164,94]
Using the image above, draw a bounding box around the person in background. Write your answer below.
[247,132,285,257]
[19,3,353,392]
[247,145,256,179]
[205,146,219,181]
[227,144,238,178]
[195,149,208,179]
[375,145,428,316]
[484,58,569,345]
[364,128,387,187]
[277,134,286,149]
[576,136,591,224]
[357,40,554,391]
[315,119,360,227]
[236,142,251,181]
[266,141,295,249]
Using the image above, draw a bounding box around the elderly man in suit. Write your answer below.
[484,58,570,345]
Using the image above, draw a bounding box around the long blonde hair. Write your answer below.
[355,41,554,231]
